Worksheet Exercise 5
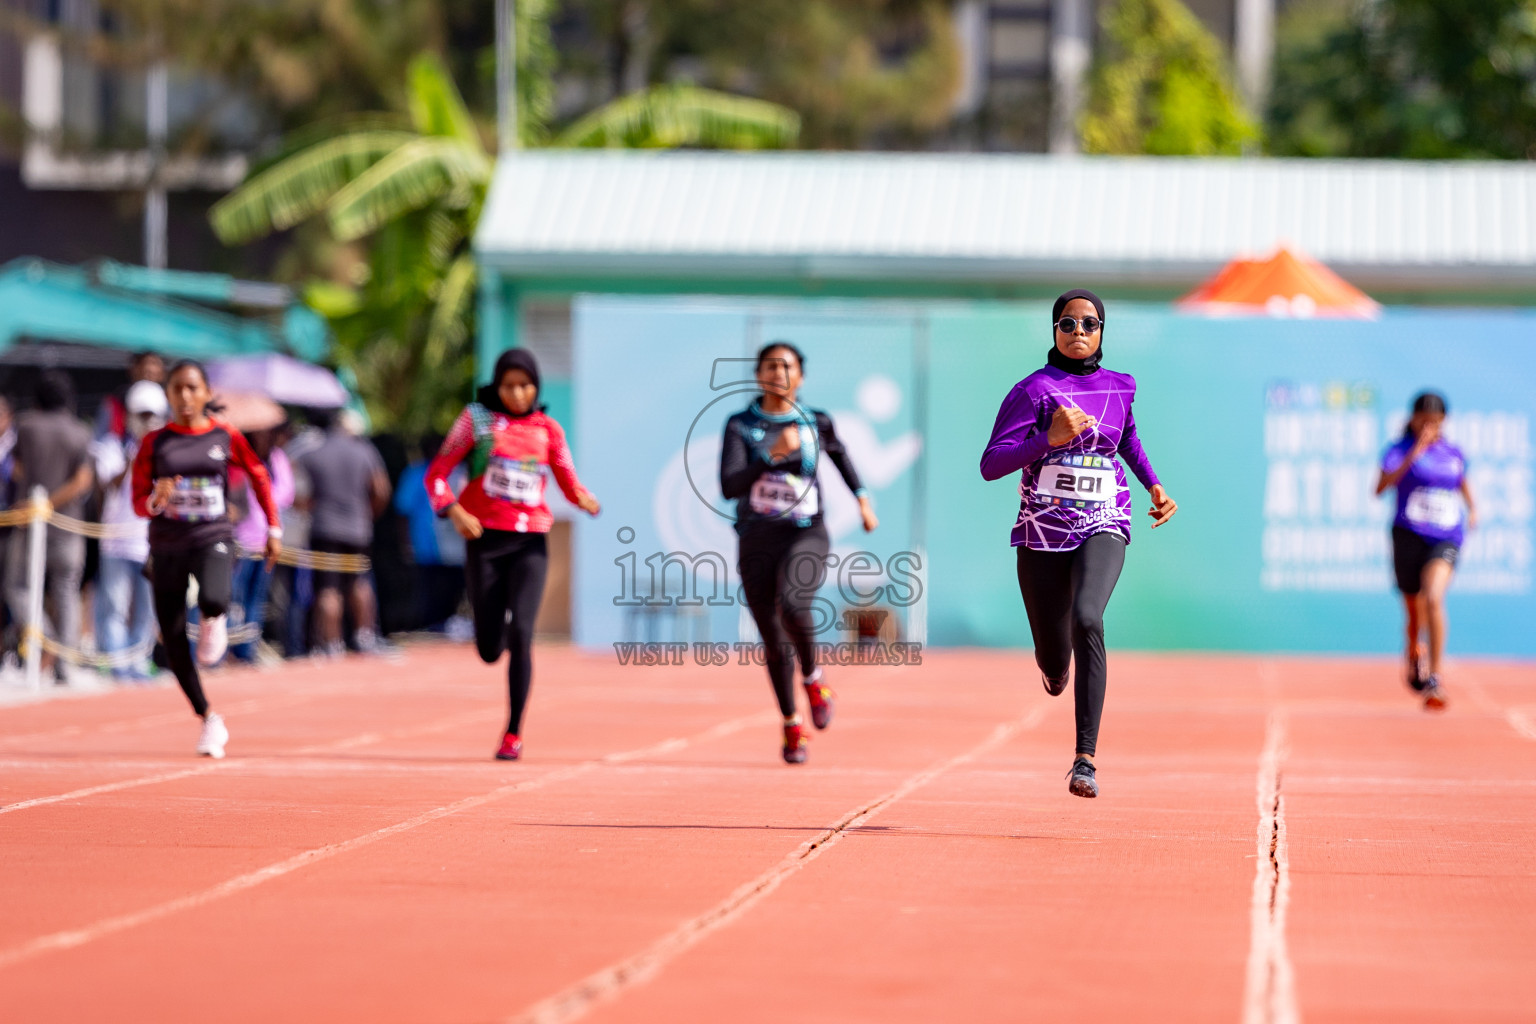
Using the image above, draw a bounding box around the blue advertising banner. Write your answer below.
[574,296,1536,656]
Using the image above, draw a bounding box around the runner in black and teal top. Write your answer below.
[720,342,877,764]
[1375,391,1477,710]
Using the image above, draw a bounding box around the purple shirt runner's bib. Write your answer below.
[1381,436,1467,545]
[981,365,1160,551]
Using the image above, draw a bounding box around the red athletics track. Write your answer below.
[0,645,1533,1023]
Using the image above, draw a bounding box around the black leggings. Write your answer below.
[1015,533,1126,757]
[465,530,548,735]
[151,542,233,718]
[738,521,830,718]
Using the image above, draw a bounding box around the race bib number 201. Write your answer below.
[1033,454,1117,508]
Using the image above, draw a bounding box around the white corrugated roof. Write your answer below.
[475,152,1536,286]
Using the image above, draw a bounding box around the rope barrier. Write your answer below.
[8,503,371,572]
[22,626,156,671]
[11,495,369,677]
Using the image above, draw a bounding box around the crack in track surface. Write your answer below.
[1244,713,1298,1024]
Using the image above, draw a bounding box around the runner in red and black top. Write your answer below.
[132,360,281,759]
[425,349,600,761]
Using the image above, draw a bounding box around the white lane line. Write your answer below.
[1242,712,1299,1024]
[505,704,1050,1024]
[0,692,319,748]
[0,709,773,970]
[0,706,495,816]
[1506,708,1536,741]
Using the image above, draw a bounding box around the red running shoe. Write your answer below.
[495,733,523,760]
[782,722,810,764]
[803,674,836,730]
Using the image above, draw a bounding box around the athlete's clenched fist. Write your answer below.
[1047,404,1097,446]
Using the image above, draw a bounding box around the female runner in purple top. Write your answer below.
[981,290,1177,798]
[1375,391,1477,711]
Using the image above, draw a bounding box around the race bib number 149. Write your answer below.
[750,472,818,517]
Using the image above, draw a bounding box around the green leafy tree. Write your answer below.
[555,82,798,147]
[1268,0,1536,159]
[210,53,799,434]
[1081,0,1256,155]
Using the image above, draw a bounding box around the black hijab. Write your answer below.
[476,348,545,416]
[1047,288,1106,375]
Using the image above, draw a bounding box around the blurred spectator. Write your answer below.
[297,409,391,657]
[94,351,166,442]
[0,396,15,503]
[228,427,296,665]
[0,396,16,654]
[273,422,315,658]
[90,381,167,681]
[394,433,468,634]
[6,371,94,685]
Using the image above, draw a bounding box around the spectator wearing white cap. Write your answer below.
[91,380,167,681]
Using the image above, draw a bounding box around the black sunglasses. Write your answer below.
[1056,316,1103,334]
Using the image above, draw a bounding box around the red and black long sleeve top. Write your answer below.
[131,418,278,552]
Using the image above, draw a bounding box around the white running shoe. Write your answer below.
[197,615,228,667]
[196,712,228,759]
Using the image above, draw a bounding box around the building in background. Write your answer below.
[952,0,1290,151]
[0,0,256,270]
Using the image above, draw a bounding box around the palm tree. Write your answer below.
[209,54,798,433]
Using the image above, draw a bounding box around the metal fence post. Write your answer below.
[24,485,48,692]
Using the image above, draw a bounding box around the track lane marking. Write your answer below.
[1242,712,1298,1024]
[504,703,1049,1024]
[0,709,774,970]
[0,705,497,816]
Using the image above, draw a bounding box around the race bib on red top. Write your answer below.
[1032,453,1117,509]
[750,472,818,517]
[164,476,225,522]
[483,456,545,505]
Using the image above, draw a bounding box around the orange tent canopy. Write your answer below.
[1176,247,1380,318]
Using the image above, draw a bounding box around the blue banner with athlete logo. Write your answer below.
[573,296,1536,656]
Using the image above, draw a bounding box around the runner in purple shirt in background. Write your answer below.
[1375,391,1476,712]
[981,289,1178,798]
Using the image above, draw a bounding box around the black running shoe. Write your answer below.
[1422,677,1447,711]
[1067,756,1098,798]
[1406,652,1428,693]
[1042,672,1069,697]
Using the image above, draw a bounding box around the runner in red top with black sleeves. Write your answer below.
[132,360,280,759]
[425,348,600,761]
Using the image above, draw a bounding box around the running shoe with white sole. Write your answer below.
[1067,756,1098,798]
[495,733,522,760]
[1422,677,1448,711]
[197,712,228,759]
[197,614,228,667]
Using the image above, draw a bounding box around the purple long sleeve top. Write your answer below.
[980,364,1160,551]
